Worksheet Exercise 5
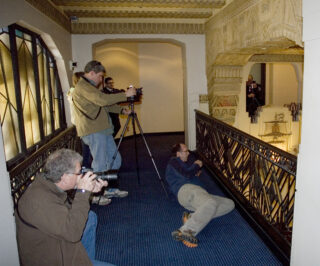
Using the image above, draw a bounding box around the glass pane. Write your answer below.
[50,67,60,130]
[0,31,21,160]
[17,36,40,148]
[37,46,52,136]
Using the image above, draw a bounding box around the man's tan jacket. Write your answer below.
[72,77,127,137]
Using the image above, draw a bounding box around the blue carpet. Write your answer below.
[91,134,281,266]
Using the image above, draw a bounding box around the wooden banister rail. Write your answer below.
[195,110,296,265]
[9,127,79,206]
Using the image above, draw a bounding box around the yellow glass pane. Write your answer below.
[38,50,52,136]
[18,39,40,148]
[0,33,21,160]
[50,68,60,130]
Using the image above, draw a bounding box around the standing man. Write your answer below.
[16,149,112,265]
[103,77,125,138]
[72,60,135,183]
[165,143,235,248]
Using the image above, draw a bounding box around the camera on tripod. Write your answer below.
[127,86,143,102]
[81,167,118,181]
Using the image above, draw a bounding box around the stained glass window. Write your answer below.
[0,24,66,168]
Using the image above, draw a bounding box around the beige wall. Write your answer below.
[139,43,184,134]
[271,63,298,106]
[95,42,184,137]
[72,34,207,149]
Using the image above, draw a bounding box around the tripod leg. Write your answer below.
[131,112,141,184]
[109,113,132,170]
[132,113,169,197]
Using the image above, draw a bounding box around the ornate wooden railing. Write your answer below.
[195,110,296,264]
[9,127,79,206]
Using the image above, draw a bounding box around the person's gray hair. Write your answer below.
[84,60,106,74]
[42,149,83,183]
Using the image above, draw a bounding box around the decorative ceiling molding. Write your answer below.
[25,0,71,32]
[26,0,227,34]
[52,0,226,9]
[64,9,212,19]
[249,54,304,62]
[71,22,205,34]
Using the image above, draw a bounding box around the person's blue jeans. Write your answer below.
[82,140,92,169]
[82,132,121,172]
[82,211,115,266]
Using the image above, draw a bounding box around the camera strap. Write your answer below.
[72,98,101,120]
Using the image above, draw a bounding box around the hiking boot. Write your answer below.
[182,211,191,224]
[104,188,128,198]
[171,229,198,248]
[91,196,112,206]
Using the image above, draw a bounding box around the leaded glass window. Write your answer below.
[0,24,66,169]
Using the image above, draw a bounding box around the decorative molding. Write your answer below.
[25,0,71,32]
[205,0,303,68]
[52,0,226,9]
[72,22,205,34]
[199,94,208,103]
[64,9,212,19]
[205,0,303,123]
[250,54,304,62]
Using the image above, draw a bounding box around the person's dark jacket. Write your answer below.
[165,156,202,197]
[16,175,92,266]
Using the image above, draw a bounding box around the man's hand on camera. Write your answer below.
[92,178,108,193]
[77,171,97,192]
[125,86,136,97]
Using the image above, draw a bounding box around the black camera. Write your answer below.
[127,87,143,102]
[81,167,118,181]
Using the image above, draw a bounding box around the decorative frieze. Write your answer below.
[206,0,303,68]
[72,22,205,34]
[52,0,226,9]
[250,54,304,62]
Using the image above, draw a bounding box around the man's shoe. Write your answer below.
[182,212,191,224]
[171,229,198,248]
[91,196,112,206]
[104,188,128,198]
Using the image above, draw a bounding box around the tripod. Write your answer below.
[109,101,168,197]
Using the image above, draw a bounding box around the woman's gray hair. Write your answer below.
[42,149,83,183]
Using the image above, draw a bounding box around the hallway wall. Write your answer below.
[95,42,184,137]
[72,34,207,149]
[0,0,73,265]
[291,0,320,264]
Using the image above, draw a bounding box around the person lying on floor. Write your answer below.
[165,143,235,248]
[15,149,113,266]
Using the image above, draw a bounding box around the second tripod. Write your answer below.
[109,101,168,197]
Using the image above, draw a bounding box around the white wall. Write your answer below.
[95,42,184,137]
[72,34,207,149]
[0,0,72,264]
[139,42,184,134]
[291,0,320,264]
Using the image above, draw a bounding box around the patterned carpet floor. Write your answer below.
[91,133,281,266]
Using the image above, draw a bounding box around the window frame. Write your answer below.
[1,24,66,170]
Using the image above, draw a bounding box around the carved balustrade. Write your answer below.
[195,110,296,264]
